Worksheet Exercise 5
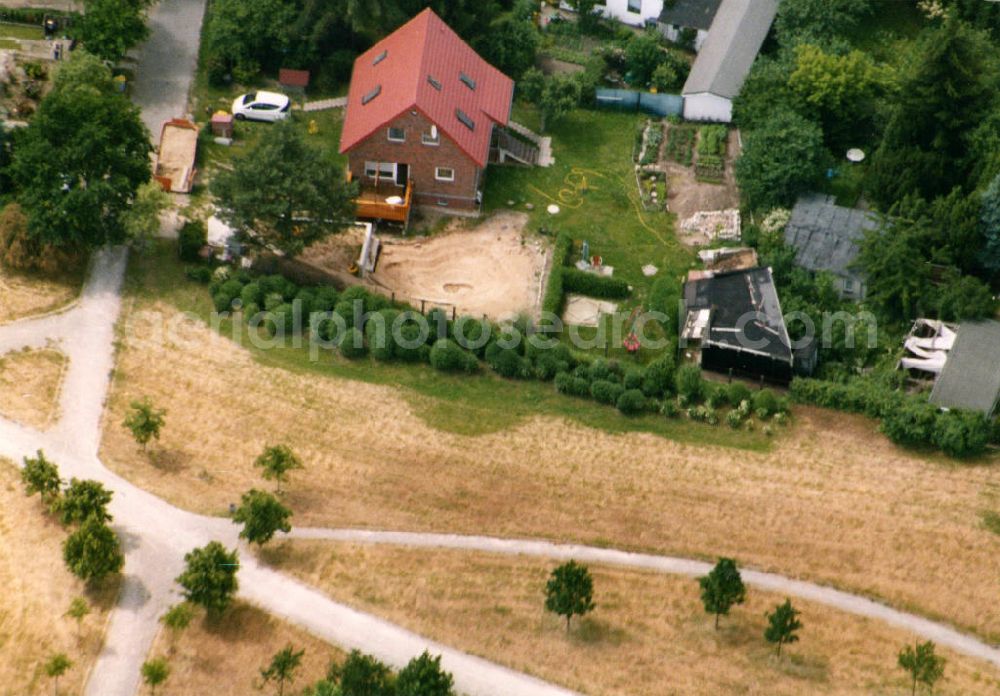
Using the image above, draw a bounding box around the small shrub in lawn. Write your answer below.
[617,389,646,415]
[294,288,316,314]
[533,351,566,381]
[454,316,491,357]
[339,327,367,359]
[312,286,339,313]
[661,399,680,418]
[590,379,625,405]
[773,412,789,427]
[555,372,574,395]
[264,292,285,312]
[623,368,644,390]
[212,292,232,312]
[562,268,630,300]
[706,386,728,409]
[751,388,781,419]
[218,278,243,301]
[726,409,744,429]
[265,304,296,336]
[185,266,212,283]
[588,359,617,383]
[240,282,262,309]
[727,382,751,406]
[933,410,989,458]
[641,352,676,398]
[396,319,431,363]
[366,309,401,361]
[570,376,592,397]
[744,418,755,431]
[260,274,298,302]
[676,364,703,402]
[334,299,357,328]
[242,301,261,321]
[430,339,477,374]
[178,220,207,261]
[490,345,528,378]
[426,308,451,340]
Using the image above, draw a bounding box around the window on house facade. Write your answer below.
[365,161,396,179]
[843,279,856,293]
[435,167,455,182]
[627,0,641,13]
[387,127,405,142]
[422,127,440,146]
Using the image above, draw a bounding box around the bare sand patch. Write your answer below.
[268,541,1000,696]
[0,348,66,430]
[369,212,549,319]
[0,459,118,696]
[101,303,1000,641]
[146,601,343,696]
[0,265,81,325]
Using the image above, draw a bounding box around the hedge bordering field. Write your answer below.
[562,267,630,300]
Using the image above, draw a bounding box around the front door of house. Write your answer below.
[396,163,409,187]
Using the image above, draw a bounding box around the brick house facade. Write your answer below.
[340,9,514,216]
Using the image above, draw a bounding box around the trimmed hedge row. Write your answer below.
[562,267,630,300]
[542,232,574,316]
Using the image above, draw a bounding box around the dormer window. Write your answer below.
[362,85,381,105]
[456,109,475,131]
[427,75,442,91]
[387,127,406,142]
[459,72,476,91]
[373,50,388,66]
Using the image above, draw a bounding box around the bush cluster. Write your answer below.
[562,268,631,300]
[542,232,575,316]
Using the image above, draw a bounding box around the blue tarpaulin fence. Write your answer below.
[595,88,684,118]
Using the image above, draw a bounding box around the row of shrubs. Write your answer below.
[790,378,992,458]
[542,232,574,316]
[540,232,631,316]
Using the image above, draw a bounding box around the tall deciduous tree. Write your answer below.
[981,172,1000,275]
[76,0,152,63]
[261,645,305,696]
[11,52,150,253]
[544,560,595,632]
[898,641,945,696]
[176,542,240,617]
[232,489,293,546]
[254,444,303,494]
[212,120,357,258]
[735,108,827,211]
[856,214,933,323]
[775,0,873,47]
[395,651,455,696]
[698,558,747,629]
[21,449,61,506]
[764,599,802,657]
[63,517,124,584]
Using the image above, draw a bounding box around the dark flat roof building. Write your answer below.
[929,320,1000,417]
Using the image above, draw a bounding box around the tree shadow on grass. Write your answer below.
[148,447,191,474]
[570,616,627,646]
[201,601,279,645]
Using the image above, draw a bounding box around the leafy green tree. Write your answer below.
[254,444,303,494]
[544,560,595,632]
[479,14,538,80]
[11,52,150,253]
[202,0,299,84]
[212,120,357,258]
[232,489,293,546]
[675,363,703,402]
[898,641,946,696]
[124,181,171,252]
[933,410,990,459]
[21,450,61,505]
[775,0,873,47]
[698,558,747,629]
[396,651,455,696]
[76,0,151,63]
[58,479,113,526]
[63,517,124,585]
[141,657,170,695]
[625,31,664,86]
[735,108,827,210]
[123,398,166,451]
[530,73,581,133]
[856,217,933,323]
[881,399,939,449]
[934,273,997,322]
[764,599,802,657]
[66,597,90,641]
[44,653,72,696]
[328,650,394,696]
[868,18,995,208]
[261,645,305,696]
[981,172,1000,275]
[176,542,240,617]
[160,603,195,654]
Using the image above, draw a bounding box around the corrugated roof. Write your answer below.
[658,0,723,31]
[339,9,514,168]
[929,320,1000,416]
[681,0,778,99]
[784,193,876,281]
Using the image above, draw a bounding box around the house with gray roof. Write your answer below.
[929,320,1000,418]
[784,193,877,301]
[657,0,723,51]
[681,0,778,122]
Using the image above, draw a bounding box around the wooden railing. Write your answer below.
[348,170,413,224]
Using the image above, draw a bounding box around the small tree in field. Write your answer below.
[395,651,454,696]
[45,653,72,696]
[175,542,239,617]
[698,557,747,629]
[764,599,802,657]
[141,657,170,695]
[254,444,303,494]
[261,644,305,696]
[57,478,113,526]
[63,517,124,585]
[898,641,945,695]
[21,450,61,506]
[160,603,194,654]
[232,489,292,546]
[66,597,90,641]
[544,560,595,633]
[123,398,166,451]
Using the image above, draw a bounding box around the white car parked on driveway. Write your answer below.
[231,91,291,122]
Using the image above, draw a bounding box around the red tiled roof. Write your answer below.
[339,9,514,168]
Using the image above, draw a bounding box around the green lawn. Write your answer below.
[128,240,769,451]
[0,23,43,41]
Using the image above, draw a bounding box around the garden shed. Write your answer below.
[928,320,1000,418]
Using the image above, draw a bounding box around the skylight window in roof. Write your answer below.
[373,50,388,66]
[427,75,442,91]
[459,72,476,90]
[362,84,382,105]
[456,109,475,131]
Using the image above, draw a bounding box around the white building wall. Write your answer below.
[682,92,732,122]
[595,0,664,27]
[659,24,710,51]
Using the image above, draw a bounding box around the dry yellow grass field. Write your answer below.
[100,304,1000,644]
[0,265,81,324]
[146,601,343,696]
[0,459,118,696]
[0,349,66,429]
[265,540,1000,695]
